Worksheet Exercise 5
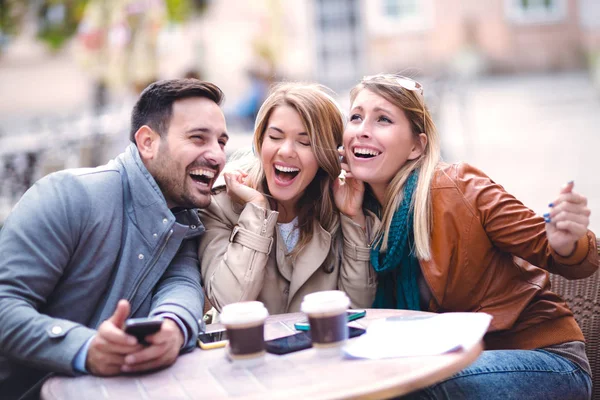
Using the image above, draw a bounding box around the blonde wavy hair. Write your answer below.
[350,74,441,261]
[245,82,345,271]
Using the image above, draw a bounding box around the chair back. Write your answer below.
[549,267,600,400]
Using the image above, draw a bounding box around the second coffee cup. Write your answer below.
[301,290,350,355]
[220,301,269,365]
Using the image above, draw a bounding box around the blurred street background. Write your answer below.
[1,0,599,232]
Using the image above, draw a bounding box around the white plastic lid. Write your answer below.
[300,290,350,315]
[220,301,269,326]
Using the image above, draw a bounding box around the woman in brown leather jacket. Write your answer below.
[339,73,599,399]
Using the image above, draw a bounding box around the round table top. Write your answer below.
[41,309,483,400]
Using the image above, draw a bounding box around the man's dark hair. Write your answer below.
[130,79,224,143]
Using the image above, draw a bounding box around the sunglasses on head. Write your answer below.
[362,74,424,96]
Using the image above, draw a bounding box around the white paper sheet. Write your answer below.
[344,312,492,359]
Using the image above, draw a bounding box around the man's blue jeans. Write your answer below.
[403,349,592,400]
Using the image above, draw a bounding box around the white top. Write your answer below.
[277,216,299,253]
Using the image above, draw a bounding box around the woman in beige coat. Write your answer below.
[198,83,376,314]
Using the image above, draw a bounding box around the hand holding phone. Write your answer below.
[87,299,142,376]
[121,318,185,374]
[124,316,164,346]
[332,148,366,227]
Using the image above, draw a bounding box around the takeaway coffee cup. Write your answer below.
[220,301,269,365]
[301,290,350,355]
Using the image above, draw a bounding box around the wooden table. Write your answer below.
[41,309,483,400]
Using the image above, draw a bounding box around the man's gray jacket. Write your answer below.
[0,144,205,398]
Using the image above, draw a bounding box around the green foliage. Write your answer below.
[165,0,192,23]
[588,50,600,91]
[0,0,28,36]
[1,0,209,51]
[37,0,89,51]
[165,0,208,23]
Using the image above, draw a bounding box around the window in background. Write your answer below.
[505,0,567,24]
[579,0,600,29]
[383,0,418,19]
[314,0,363,92]
[366,0,433,35]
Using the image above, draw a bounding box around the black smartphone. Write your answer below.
[294,309,366,331]
[197,329,229,350]
[124,316,164,346]
[265,326,366,355]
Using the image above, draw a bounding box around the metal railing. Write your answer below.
[0,102,132,224]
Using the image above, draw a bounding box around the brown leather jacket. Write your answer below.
[421,163,598,350]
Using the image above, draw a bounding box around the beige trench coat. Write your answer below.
[198,190,377,315]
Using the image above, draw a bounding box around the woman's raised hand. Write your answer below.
[224,171,267,208]
[332,147,366,229]
[545,181,591,257]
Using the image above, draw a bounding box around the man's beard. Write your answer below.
[150,148,210,209]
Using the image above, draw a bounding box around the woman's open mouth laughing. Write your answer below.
[351,145,382,161]
[273,163,300,187]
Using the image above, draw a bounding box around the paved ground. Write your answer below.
[438,71,600,233]
[0,46,93,132]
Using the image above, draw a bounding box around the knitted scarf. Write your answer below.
[370,170,421,311]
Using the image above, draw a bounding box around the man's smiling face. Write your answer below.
[149,97,228,209]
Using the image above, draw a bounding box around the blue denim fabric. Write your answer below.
[403,349,591,400]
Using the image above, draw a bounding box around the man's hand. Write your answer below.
[86,300,143,376]
[121,318,184,373]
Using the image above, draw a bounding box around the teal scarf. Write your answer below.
[370,170,421,311]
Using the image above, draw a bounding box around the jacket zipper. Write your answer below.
[240,209,268,299]
[246,209,269,278]
[128,228,174,306]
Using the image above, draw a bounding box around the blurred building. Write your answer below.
[360,0,600,74]
[2,0,600,224]
[189,0,600,93]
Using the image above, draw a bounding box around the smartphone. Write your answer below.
[124,316,164,346]
[294,309,366,331]
[197,329,228,350]
[265,326,366,355]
